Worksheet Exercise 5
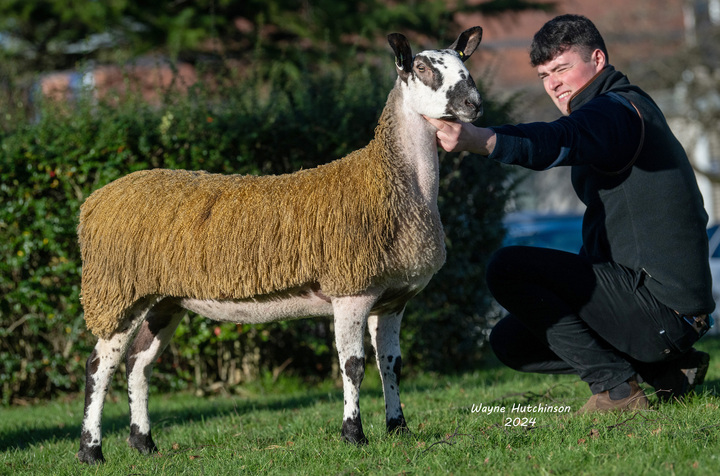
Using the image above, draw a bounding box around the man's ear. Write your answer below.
[449,26,483,62]
[591,48,607,71]
[388,33,413,79]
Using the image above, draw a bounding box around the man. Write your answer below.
[426,14,714,412]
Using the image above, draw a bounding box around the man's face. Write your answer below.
[537,47,605,115]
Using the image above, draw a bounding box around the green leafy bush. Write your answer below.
[0,62,515,404]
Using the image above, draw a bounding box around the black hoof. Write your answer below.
[342,431,369,445]
[128,429,159,455]
[387,416,410,435]
[342,416,369,445]
[77,445,105,465]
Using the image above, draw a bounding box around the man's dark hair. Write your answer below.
[530,14,608,67]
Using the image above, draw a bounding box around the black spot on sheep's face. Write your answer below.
[412,55,443,91]
[445,75,483,123]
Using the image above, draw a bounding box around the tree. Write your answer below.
[0,0,555,73]
[665,1,720,189]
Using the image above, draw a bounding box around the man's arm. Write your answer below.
[426,94,641,171]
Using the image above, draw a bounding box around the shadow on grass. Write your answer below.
[1,365,487,455]
[0,386,351,453]
[696,379,720,395]
[11,341,719,455]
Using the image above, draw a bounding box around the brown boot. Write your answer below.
[576,378,649,414]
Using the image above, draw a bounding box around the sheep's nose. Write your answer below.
[465,98,482,110]
[466,98,483,117]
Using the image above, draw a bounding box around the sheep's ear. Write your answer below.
[388,33,413,78]
[449,26,483,62]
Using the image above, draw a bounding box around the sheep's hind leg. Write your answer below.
[126,298,185,455]
[77,298,158,464]
[369,310,409,435]
[332,293,378,445]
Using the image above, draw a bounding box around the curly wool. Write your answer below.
[78,93,445,339]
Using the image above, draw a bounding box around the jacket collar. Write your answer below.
[567,65,631,114]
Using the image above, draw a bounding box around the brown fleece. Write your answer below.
[78,88,445,338]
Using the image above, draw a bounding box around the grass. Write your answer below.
[3,338,720,475]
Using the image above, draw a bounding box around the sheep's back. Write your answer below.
[78,149,399,338]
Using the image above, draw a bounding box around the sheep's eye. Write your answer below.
[416,63,426,73]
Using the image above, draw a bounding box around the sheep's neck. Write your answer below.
[376,85,440,210]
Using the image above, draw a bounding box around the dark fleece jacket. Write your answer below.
[489,66,714,315]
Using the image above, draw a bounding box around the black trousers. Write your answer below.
[487,246,701,394]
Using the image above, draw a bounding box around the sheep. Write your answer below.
[76,27,484,464]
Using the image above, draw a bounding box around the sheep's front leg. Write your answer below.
[369,311,409,435]
[126,299,185,455]
[332,293,377,445]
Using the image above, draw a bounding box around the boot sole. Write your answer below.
[686,351,710,389]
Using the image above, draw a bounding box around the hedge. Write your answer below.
[0,62,516,404]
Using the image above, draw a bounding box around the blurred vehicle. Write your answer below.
[706,224,720,306]
[502,211,584,253]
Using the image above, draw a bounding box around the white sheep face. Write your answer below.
[402,49,482,123]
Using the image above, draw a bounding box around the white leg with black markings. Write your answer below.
[332,292,378,445]
[76,297,160,465]
[126,299,185,454]
[369,310,409,434]
[76,322,144,462]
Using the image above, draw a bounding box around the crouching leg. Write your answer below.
[126,299,184,455]
[369,311,409,435]
[333,294,376,445]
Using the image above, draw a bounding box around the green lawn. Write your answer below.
[3,338,720,475]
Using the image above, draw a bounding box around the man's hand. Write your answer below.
[424,116,496,155]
